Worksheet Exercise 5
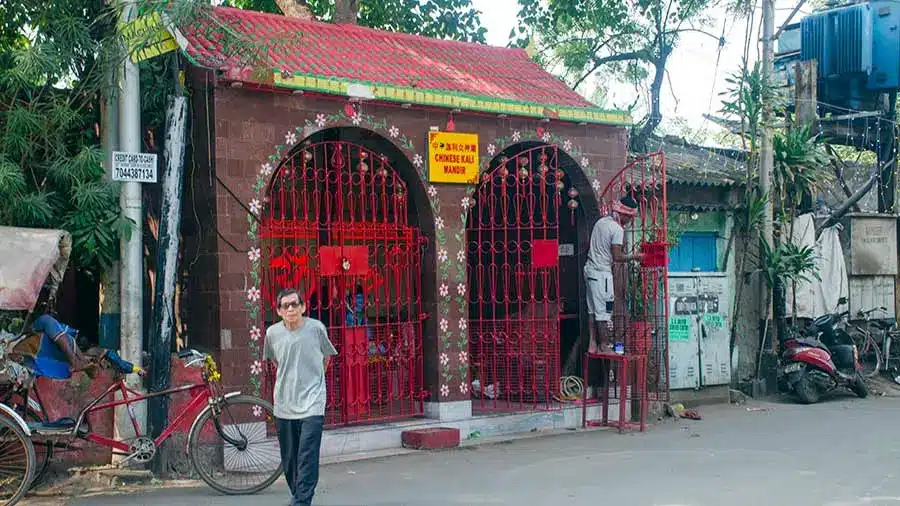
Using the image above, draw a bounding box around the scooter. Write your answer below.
[779,300,869,404]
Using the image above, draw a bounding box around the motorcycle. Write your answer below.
[779,299,869,404]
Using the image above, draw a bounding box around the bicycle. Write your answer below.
[848,307,893,378]
[0,348,282,506]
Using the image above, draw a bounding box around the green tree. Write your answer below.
[225,0,488,42]
[512,0,728,152]
[0,0,127,277]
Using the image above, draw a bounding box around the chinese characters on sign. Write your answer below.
[112,151,158,183]
[427,131,479,183]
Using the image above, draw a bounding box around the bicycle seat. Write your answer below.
[871,319,896,330]
[27,417,85,436]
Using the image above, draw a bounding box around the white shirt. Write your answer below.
[584,216,624,277]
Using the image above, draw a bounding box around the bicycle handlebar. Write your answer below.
[178,348,209,368]
[857,307,890,318]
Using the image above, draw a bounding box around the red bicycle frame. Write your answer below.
[39,378,215,455]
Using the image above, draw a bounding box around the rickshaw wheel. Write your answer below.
[0,414,35,506]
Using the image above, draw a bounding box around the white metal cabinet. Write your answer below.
[668,273,732,389]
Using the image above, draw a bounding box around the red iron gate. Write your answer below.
[466,145,565,412]
[599,152,669,401]
[261,141,426,426]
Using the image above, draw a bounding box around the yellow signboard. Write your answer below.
[121,12,178,64]
[427,131,479,184]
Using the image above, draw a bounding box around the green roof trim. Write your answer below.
[272,69,632,127]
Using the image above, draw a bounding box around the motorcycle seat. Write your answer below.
[793,337,829,351]
[870,319,896,331]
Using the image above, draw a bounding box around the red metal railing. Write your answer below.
[467,146,563,412]
[598,152,669,402]
[261,141,426,427]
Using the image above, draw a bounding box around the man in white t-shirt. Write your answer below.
[584,195,642,355]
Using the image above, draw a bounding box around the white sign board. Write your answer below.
[850,216,897,275]
[112,151,158,183]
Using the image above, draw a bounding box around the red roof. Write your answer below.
[182,7,599,111]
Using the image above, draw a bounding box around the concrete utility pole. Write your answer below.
[117,0,146,446]
[760,0,776,341]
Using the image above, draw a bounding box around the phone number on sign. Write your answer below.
[114,167,154,181]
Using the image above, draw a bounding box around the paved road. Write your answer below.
[44,392,900,505]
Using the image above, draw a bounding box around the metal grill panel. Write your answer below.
[261,141,425,427]
[599,152,670,402]
[467,146,563,412]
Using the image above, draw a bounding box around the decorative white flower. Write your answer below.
[563,139,573,151]
[458,319,468,332]
[413,154,424,168]
[438,249,448,262]
[512,131,521,142]
[427,185,438,198]
[250,360,262,376]
[247,286,261,302]
[285,131,297,146]
[459,382,469,395]
[435,217,444,230]
[440,353,450,366]
[580,157,589,167]
[592,179,602,191]
[249,326,261,342]
[487,144,496,156]
[440,384,450,397]
[389,125,400,138]
[315,113,327,127]
[260,163,274,176]
[456,250,465,263]
[247,247,261,263]
[541,132,551,143]
[456,283,467,296]
[252,405,263,417]
[461,196,471,208]
[249,198,262,215]
[439,284,449,297]
[351,114,362,126]
[440,318,449,333]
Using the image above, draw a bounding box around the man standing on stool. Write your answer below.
[584,195,641,398]
[265,288,338,506]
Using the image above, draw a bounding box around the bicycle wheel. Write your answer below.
[187,395,282,495]
[0,415,36,506]
[855,331,882,378]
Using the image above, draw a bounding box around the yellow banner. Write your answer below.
[427,131,479,184]
[121,12,178,64]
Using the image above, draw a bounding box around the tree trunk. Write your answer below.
[334,0,360,24]
[630,46,672,153]
[275,0,315,19]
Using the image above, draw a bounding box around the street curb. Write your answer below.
[24,424,625,500]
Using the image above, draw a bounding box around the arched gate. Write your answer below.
[599,152,669,400]
[261,141,426,426]
[466,145,571,412]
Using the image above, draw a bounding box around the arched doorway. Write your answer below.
[260,128,430,427]
[466,142,596,412]
[598,152,669,401]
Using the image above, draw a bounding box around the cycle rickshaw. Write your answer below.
[0,226,282,505]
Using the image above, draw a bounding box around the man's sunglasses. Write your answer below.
[280,301,303,309]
